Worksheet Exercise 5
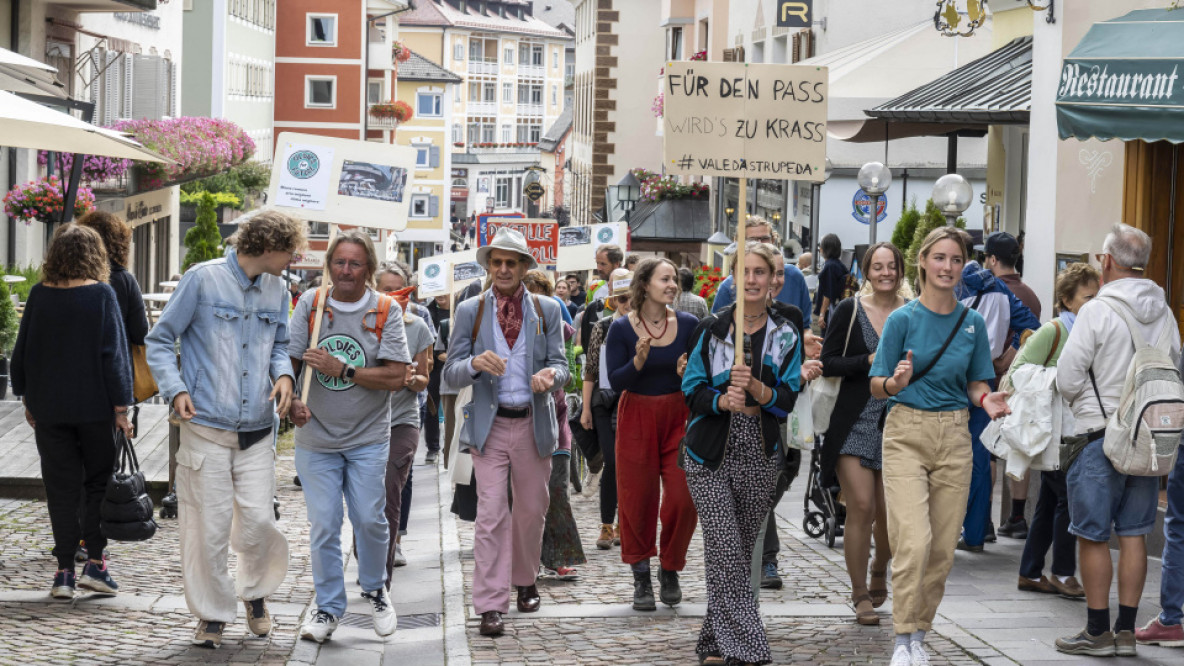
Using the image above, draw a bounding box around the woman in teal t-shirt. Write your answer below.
[868,227,1010,666]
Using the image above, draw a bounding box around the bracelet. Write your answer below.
[979,391,989,409]
[882,377,896,397]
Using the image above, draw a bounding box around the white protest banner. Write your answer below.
[268,132,417,230]
[416,249,486,298]
[556,222,626,272]
[662,61,828,181]
[591,222,622,250]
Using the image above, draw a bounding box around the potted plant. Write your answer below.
[2,176,96,224]
[0,280,18,400]
[368,100,414,125]
[392,40,412,64]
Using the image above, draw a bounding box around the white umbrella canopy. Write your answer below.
[0,46,55,73]
[0,89,172,163]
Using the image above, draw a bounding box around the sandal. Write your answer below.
[869,568,889,608]
[698,652,725,665]
[853,591,879,626]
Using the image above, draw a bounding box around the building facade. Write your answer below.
[397,0,570,222]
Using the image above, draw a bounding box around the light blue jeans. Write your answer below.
[295,440,390,617]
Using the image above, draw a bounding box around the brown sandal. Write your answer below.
[853,591,879,625]
[869,568,888,608]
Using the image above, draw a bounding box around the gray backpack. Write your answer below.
[1096,296,1184,476]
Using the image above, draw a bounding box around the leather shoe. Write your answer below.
[478,611,504,636]
[1047,575,1086,599]
[516,584,540,613]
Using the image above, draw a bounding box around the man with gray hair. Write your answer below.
[1055,223,1181,657]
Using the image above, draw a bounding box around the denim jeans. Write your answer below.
[1066,437,1158,543]
[1019,471,1075,580]
[295,440,390,617]
[1159,444,1184,626]
[961,405,992,547]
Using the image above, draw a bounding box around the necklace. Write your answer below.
[640,311,669,338]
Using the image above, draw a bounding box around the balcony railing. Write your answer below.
[367,105,402,130]
[468,60,498,75]
[516,104,543,117]
[466,100,497,115]
[518,64,544,78]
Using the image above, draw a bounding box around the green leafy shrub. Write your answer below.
[2,265,39,302]
[183,193,224,270]
[0,281,17,355]
[891,197,921,256]
[180,190,241,209]
[904,199,966,288]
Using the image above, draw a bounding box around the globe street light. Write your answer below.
[932,173,974,226]
[858,161,892,245]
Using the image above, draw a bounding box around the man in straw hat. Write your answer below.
[444,227,571,637]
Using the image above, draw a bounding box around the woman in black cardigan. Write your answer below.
[820,242,907,626]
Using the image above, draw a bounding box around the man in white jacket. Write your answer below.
[1055,223,1181,658]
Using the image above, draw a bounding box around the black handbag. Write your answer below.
[100,430,157,542]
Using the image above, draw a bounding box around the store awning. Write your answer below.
[1056,8,1184,143]
[869,36,1031,126]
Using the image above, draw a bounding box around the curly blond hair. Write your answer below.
[1054,262,1100,315]
[42,224,110,284]
[227,210,307,257]
[523,270,554,297]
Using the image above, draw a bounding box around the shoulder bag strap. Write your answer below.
[531,294,546,333]
[910,304,971,385]
[841,298,858,356]
[1088,368,1108,420]
[1042,320,1063,367]
[472,291,486,341]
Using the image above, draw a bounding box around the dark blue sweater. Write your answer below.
[12,282,133,425]
[605,312,699,395]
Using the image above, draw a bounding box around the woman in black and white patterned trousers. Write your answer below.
[682,242,823,664]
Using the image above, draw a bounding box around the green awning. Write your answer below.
[1056,8,1184,143]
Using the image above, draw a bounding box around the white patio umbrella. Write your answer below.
[0,89,171,163]
[0,46,66,98]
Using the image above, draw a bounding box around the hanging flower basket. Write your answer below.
[392,40,412,63]
[37,152,131,184]
[3,176,96,224]
[111,116,256,191]
[369,100,414,124]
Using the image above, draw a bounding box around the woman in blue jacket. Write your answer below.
[682,242,822,665]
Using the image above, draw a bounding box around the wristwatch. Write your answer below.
[343,365,357,381]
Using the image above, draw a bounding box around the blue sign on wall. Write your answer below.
[851,188,887,225]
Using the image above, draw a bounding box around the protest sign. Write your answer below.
[416,249,486,298]
[662,61,828,181]
[555,222,626,271]
[268,132,417,230]
[480,218,559,267]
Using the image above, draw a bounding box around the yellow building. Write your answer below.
[392,51,462,263]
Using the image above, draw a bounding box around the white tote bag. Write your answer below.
[448,385,475,486]
[787,383,815,450]
[811,299,857,434]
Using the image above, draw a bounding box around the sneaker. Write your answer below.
[910,640,931,666]
[51,569,75,599]
[244,598,271,636]
[77,559,118,594]
[1047,576,1086,599]
[1136,617,1184,647]
[985,521,997,543]
[613,523,621,546]
[424,450,438,464]
[362,588,397,637]
[760,562,783,590]
[300,610,339,643]
[192,620,224,649]
[956,538,984,553]
[596,524,614,550]
[889,644,911,666]
[1056,628,1116,656]
[1115,629,1136,657]
[998,516,1029,539]
[393,543,407,567]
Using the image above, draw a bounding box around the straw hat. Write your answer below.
[476,227,538,270]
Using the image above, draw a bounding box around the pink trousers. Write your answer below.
[470,414,552,614]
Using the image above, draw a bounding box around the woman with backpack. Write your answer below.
[682,242,822,665]
[869,227,1010,666]
[820,242,909,626]
[1008,263,1098,601]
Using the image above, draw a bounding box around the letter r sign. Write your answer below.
[777,0,812,28]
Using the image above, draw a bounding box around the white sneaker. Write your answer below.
[890,644,912,666]
[299,610,338,643]
[393,544,407,567]
[910,640,931,666]
[362,588,397,637]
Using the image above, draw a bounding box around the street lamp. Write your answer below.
[932,173,973,225]
[809,157,833,258]
[610,171,642,229]
[858,161,892,245]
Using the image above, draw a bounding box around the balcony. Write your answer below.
[466,100,497,115]
[47,0,156,9]
[369,42,394,69]
[518,64,544,78]
[468,60,498,76]
[516,104,543,117]
[367,104,403,130]
[465,142,540,154]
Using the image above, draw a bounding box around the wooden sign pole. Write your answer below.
[734,177,748,367]
[301,223,339,399]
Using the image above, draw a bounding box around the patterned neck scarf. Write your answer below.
[494,283,525,348]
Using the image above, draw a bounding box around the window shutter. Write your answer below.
[123,55,134,119]
[429,195,440,218]
[804,29,814,59]
[722,48,736,62]
[791,32,801,63]
[736,46,745,62]
[430,146,440,167]
[170,61,179,115]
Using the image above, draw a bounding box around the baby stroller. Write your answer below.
[802,439,845,548]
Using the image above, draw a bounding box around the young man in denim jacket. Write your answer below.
[146,211,304,649]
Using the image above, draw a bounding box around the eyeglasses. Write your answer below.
[1095,252,1145,272]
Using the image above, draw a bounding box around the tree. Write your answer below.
[183,192,223,270]
[904,199,966,289]
[0,280,17,355]
[891,197,921,255]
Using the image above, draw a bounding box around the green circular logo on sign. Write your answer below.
[288,150,320,179]
[316,334,366,391]
[425,264,441,279]
[597,227,614,243]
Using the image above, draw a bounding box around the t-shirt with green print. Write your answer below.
[389,314,435,428]
[289,288,411,451]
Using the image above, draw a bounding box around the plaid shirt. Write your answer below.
[674,291,709,320]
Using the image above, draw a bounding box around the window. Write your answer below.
[531,85,542,105]
[411,194,430,218]
[519,44,530,66]
[468,123,480,143]
[552,49,559,69]
[453,123,462,143]
[306,14,337,47]
[417,92,442,117]
[483,82,496,102]
[501,125,511,142]
[495,177,512,207]
[551,85,557,106]
[454,43,465,62]
[529,125,541,142]
[367,80,383,104]
[468,81,481,100]
[415,145,430,167]
[503,82,512,103]
[469,39,483,62]
[667,26,683,60]
[504,46,514,65]
[305,76,335,107]
[532,45,544,66]
[481,123,495,143]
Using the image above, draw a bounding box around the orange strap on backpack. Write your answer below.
[308,290,395,345]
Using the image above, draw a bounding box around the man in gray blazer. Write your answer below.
[443,227,570,637]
